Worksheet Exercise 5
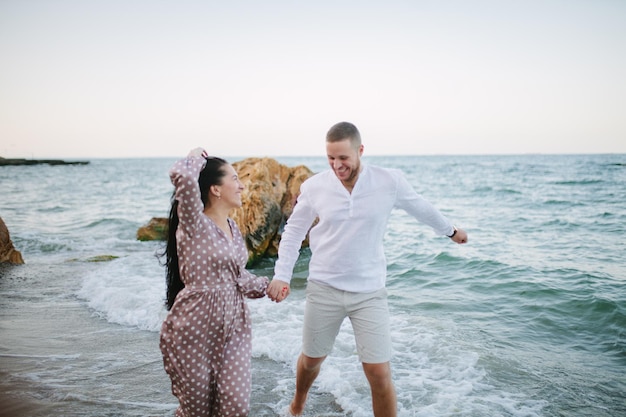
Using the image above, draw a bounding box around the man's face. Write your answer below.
[326,138,364,186]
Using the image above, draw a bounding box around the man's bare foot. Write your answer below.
[280,404,300,417]
[289,399,305,416]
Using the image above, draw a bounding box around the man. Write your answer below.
[267,121,468,416]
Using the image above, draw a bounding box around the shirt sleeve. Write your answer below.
[273,185,318,283]
[394,170,455,236]
[169,156,207,237]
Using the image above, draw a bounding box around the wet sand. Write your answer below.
[0,379,60,417]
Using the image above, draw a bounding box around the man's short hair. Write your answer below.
[326,122,361,147]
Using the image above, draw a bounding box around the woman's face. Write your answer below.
[217,164,245,208]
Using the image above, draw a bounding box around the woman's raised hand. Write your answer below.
[187,147,208,158]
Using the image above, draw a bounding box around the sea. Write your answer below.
[0,154,624,417]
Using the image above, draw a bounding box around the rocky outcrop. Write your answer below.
[0,217,24,264]
[137,217,169,242]
[137,157,314,265]
[231,157,314,264]
[0,157,89,166]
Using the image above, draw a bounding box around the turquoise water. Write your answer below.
[0,154,624,416]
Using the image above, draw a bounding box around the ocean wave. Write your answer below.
[553,179,605,186]
[84,217,140,231]
[13,235,74,254]
[76,253,167,332]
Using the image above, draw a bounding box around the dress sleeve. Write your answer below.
[237,269,269,299]
[169,156,207,237]
[229,219,269,298]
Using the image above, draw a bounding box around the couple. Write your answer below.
[159,121,468,417]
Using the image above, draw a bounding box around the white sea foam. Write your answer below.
[77,250,168,332]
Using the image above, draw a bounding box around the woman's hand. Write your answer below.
[187,147,208,158]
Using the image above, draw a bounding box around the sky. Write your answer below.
[1,0,625,159]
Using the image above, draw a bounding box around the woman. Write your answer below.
[159,147,269,417]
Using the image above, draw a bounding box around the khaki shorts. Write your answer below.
[302,280,391,364]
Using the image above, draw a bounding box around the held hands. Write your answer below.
[188,147,208,158]
[267,279,290,303]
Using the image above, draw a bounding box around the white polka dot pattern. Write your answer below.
[160,157,269,417]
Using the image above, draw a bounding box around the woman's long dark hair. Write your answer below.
[160,157,228,310]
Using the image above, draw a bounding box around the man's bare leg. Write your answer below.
[289,353,326,415]
[362,362,397,417]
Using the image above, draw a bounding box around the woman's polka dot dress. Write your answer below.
[160,157,269,417]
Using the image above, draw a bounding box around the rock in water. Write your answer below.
[137,217,169,241]
[231,157,313,264]
[0,217,24,264]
